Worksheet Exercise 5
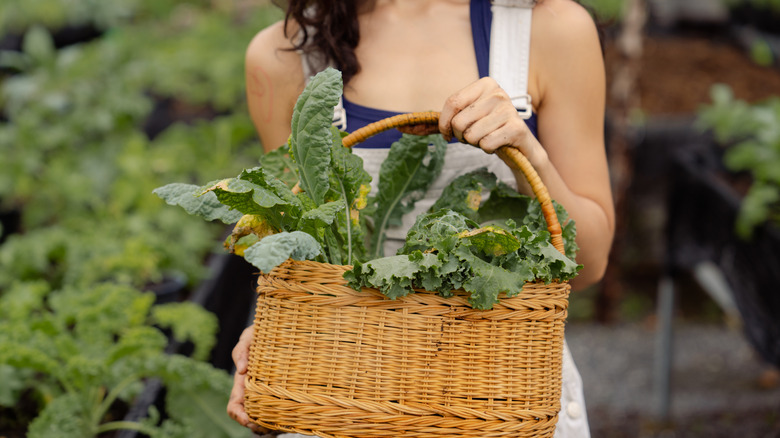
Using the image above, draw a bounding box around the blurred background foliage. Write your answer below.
[0,1,281,436]
[1,0,780,436]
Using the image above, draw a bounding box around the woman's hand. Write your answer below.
[438,77,546,167]
[227,326,269,433]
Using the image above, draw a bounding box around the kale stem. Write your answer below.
[93,374,140,427]
[340,181,353,265]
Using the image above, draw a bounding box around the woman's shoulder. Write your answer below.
[530,0,603,96]
[533,0,600,47]
[246,19,303,80]
[245,19,306,150]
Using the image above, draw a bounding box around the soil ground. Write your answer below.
[618,32,780,115]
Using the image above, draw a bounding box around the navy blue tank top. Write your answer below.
[344,0,538,148]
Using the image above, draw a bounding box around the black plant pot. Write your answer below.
[0,24,102,52]
[729,4,780,36]
[666,144,780,367]
[144,273,188,305]
[0,208,21,245]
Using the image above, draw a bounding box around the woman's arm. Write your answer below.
[439,0,614,290]
[245,20,306,152]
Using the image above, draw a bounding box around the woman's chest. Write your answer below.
[345,2,479,113]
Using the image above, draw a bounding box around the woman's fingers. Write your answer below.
[227,370,250,426]
[232,326,254,374]
[439,77,529,153]
[453,107,507,151]
[439,77,497,141]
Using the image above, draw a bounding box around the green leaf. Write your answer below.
[289,68,342,205]
[164,385,251,438]
[203,178,294,230]
[243,231,322,273]
[0,339,63,378]
[106,326,168,364]
[158,356,251,438]
[348,254,426,300]
[300,200,346,226]
[369,134,448,257]
[329,125,372,208]
[459,226,522,257]
[537,242,582,280]
[297,200,346,263]
[153,183,243,224]
[400,209,479,254]
[205,178,285,212]
[27,392,93,438]
[430,168,498,220]
[0,365,33,407]
[454,246,529,310]
[258,147,298,188]
[0,280,50,321]
[151,303,219,361]
[696,84,761,143]
[328,126,372,264]
[0,50,31,71]
[22,26,55,66]
[348,208,580,308]
[736,182,780,239]
[476,181,534,224]
[238,166,299,206]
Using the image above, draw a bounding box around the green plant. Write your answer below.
[0,280,250,438]
[0,3,284,436]
[156,68,580,309]
[0,0,214,35]
[697,84,780,238]
[750,37,775,67]
[0,7,277,227]
[112,8,283,111]
[0,19,269,287]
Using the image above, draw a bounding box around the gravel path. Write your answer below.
[566,322,780,437]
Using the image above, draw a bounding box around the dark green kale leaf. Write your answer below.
[368,133,447,258]
[288,68,341,205]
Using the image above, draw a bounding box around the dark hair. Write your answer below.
[283,0,362,84]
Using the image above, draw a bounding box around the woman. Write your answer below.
[230,0,614,436]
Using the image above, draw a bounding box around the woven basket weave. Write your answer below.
[245,112,571,438]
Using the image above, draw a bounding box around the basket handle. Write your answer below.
[342,111,566,255]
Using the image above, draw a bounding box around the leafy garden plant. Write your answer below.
[156,68,580,310]
[0,5,283,436]
[697,84,780,238]
[0,280,250,438]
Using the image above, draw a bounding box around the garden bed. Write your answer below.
[606,31,780,116]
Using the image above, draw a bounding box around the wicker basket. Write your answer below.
[245,112,571,438]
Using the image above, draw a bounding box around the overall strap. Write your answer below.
[489,0,535,119]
